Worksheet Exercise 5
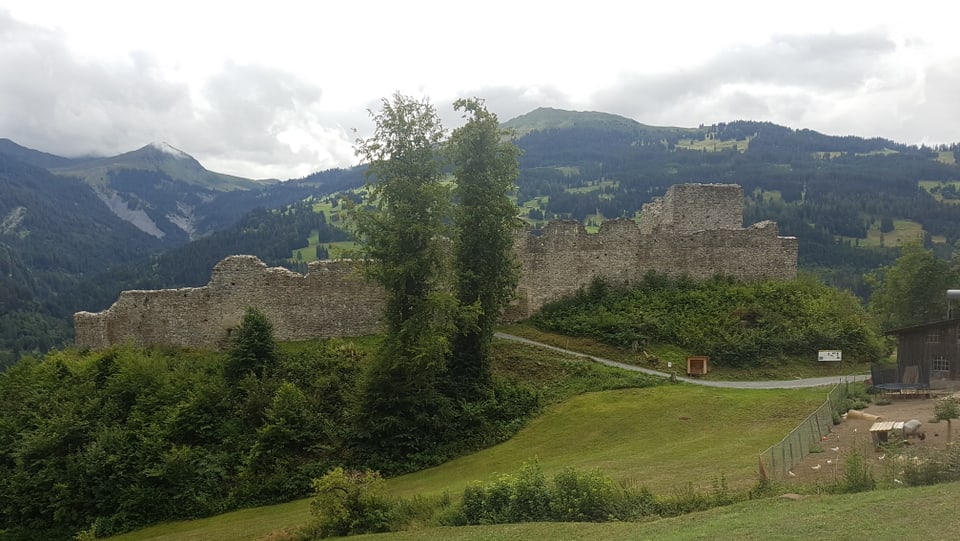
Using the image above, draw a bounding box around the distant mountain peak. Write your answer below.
[502,107,666,136]
[147,141,191,160]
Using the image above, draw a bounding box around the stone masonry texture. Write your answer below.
[74,183,798,350]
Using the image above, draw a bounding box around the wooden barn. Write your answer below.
[883,319,960,389]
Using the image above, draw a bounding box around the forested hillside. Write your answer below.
[3,107,960,364]
[508,111,960,297]
[0,142,365,367]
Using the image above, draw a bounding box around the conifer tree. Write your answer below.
[350,93,457,469]
[447,98,521,395]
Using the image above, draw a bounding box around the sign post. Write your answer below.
[818,350,842,362]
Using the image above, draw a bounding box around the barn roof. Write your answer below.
[884,318,960,336]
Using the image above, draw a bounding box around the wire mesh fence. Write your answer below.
[759,382,848,480]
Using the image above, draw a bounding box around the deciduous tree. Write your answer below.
[868,242,960,330]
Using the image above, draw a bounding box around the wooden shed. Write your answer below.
[884,319,960,386]
[686,355,709,376]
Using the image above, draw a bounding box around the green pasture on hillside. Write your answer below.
[856,148,899,157]
[840,219,929,248]
[386,385,827,497]
[750,188,783,203]
[863,219,926,247]
[920,179,960,205]
[109,482,960,541]
[564,180,619,194]
[936,151,957,165]
[107,383,830,541]
[675,137,749,152]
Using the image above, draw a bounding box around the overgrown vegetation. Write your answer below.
[298,461,737,538]
[0,326,662,540]
[349,95,526,473]
[531,273,887,367]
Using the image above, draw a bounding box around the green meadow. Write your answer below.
[106,355,832,541]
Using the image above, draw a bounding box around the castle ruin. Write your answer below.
[74,183,798,350]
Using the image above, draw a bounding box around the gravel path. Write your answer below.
[495,332,869,389]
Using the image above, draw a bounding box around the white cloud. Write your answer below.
[1,1,960,179]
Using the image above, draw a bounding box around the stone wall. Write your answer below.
[638,183,743,234]
[74,183,798,350]
[74,256,385,350]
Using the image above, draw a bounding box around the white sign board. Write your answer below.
[818,350,842,362]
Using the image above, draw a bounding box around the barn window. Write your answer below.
[927,329,943,343]
[932,356,950,374]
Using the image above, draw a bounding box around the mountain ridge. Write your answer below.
[2,106,960,364]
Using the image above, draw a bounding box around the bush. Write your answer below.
[309,467,395,538]
[898,444,960,487]
[454,461,552,525]
[836,447,875,493]
[531,274,886,368]
[551,467,617,521]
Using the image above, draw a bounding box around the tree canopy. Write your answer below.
[447,97,522,395]
[868,242,960,330]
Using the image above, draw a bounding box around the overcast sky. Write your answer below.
[2,1,958,180]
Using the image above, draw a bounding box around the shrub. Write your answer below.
[836,447,875,493]
[659,483,712,516]
[510,460,552,522]
[551,467,617,521]
[898,445,960,487]
[609,478,659,519]
[309,467,395,538]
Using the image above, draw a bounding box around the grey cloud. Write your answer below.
[709,32,896,90]
[184,63,386,178]
[0,10,192,156]
[591,31,898,123]
[445,85,576,125]
[186,63,322,154]
[889,58,960,145]
[0,11,356,179]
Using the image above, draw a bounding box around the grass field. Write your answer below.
[676,137,749,152]
[344,483,960,541]
[862,219,926,247]
[839,219,927,248]
[108,481,960,541]
[920,180,960,205]
[564,180,619,194]
[106,368,830,540]
[936,151,956,165]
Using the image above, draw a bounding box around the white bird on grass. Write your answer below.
[811,464,821,470]
[788,470,796,477]
[831,446,840,452]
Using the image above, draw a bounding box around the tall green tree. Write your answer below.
[868,242,960,330]
[446,98,522,395]
[350,93,457,470]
